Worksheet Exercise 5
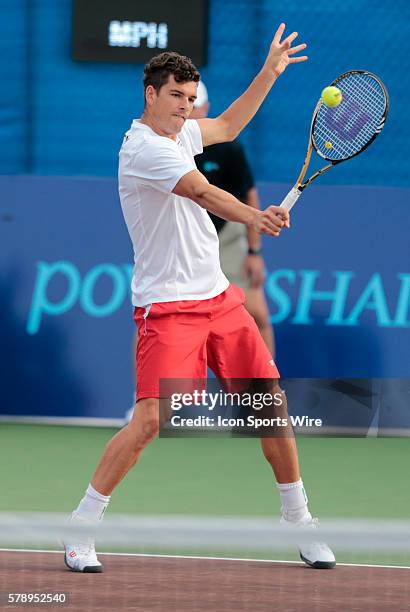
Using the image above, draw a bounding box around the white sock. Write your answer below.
[74,484,111,522]
[276,479,310,523]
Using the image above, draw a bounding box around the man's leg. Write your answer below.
[244,287,275,357]
[207,287,335,568]
[260,435,300,483]
[258,381,300,482]
[65,295,211,573]
[64,398,160,572]
[92,397,159,495]
[259,383,309,522]
[258,384,335,568]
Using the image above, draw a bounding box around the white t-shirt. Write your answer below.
[118,119,229,307]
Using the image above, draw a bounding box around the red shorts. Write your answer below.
[134,284,279,401]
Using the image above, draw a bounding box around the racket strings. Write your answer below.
[339,73,385,120]
[313,72,387,161]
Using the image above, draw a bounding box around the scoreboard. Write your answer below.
[72,0,208,65]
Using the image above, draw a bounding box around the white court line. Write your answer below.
[0,548,409,571]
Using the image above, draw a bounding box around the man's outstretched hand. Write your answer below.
[264,23,308,77]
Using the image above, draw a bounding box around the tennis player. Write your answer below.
[64,23,335,572]
[190,81,274,354]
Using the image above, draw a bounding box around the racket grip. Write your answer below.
[280,187,302,211]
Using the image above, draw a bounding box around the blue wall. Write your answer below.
[0,0,408,185]
[1,176,408,419]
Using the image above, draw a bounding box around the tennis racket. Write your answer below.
[280,70,389,211]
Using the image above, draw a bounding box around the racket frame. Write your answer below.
[280,70,389,211]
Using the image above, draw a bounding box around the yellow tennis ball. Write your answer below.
[321,86,343,108]
[325,141,333,149]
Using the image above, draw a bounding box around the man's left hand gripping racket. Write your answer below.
[280,70,389,211]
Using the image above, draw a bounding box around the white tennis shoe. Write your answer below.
[281,513,336,569]
[63,512,102,573]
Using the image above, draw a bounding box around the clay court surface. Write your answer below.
[1,551,409,612]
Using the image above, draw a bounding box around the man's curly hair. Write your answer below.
[143,52,200,99]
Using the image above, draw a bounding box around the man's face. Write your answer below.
[145,75,198,136]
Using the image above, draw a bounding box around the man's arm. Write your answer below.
[197,23,307,147]
[245,187,263,251]
[173,169,289,237]
[243,187,266,288]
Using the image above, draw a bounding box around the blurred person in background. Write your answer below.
[190,81,274,355]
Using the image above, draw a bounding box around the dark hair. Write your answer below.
[143,52,200,98]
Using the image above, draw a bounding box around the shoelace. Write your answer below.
[315,543,331,551]
[68,515,97,557]
[75,536,96,557]
[294,516,319,528]
[295,517,330,549]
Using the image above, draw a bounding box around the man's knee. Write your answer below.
[132,398,160,446]
[141,417,159,443]
[250,380,289,422]
[272,382,288,412]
